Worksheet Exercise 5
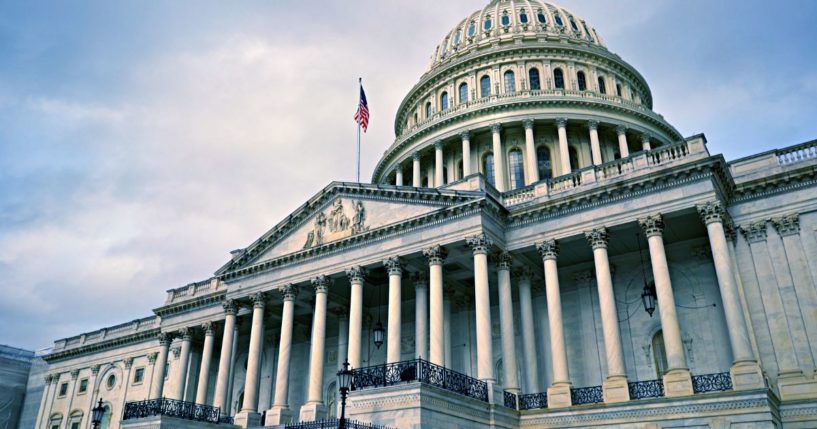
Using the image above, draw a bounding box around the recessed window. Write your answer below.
[537,146,552,179]
[440,92,449,111]
[553,68,565,89]
[468,21,476,37]
[519,11,529,24]
[59,382,68,397]
[583,22,593,39]
[616,83,623,97]
[529,68,541,91]
[459,83,469,104]
[653,330,669,377]
[598,76,606,94]
[480,75,491,98]
[570,17,579,31]
[577,71,587,91]
[483,153,496,186]
[484,16,493,31]
[554,13,563,26]
[106,374,116,390]
[133,367,145,384]
[537,11,547,24]
[504,71,516,95]
[78,378,88,394]
[509,150,525,190]
[454,30,462,45]
[569,146,580,170]
[501,13,510,27]
[413,112,418,124]
[425,102,433,119]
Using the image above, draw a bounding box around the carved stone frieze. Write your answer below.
[303,198,369,249]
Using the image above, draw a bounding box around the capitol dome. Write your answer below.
[372,0,683,191]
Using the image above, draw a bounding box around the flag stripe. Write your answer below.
[354,85,369,132]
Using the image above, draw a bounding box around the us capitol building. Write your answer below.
[32,1,817,428]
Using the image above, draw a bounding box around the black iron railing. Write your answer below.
[285,418,394,429]
[503,390,517,409]
[627,379,665,400]
[570,386,603,405]
[518,392,548,410]
[351,358,489,402]
[219,416,234,424]
[692,372,732,393]
[122,398,221,423]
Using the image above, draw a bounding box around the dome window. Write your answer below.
[529,68,541,91]
[537,146,552,179]
[504,71,516,95]
[454,30,462,45]
[583,22,593,40]
[501,12,510,27]
[553,68,565,89]
[468,21,477,37]
[480,75,491,98]
[425,102,433,119]
[616,83,623,97]
[537,11,547,24]
[483,153,496,186]
[484,16,493,31]
[509,150,525,190]
[519,10,529,24]
[569,17,579,32]
[577,71,587,91]
[598,76,606,94]
[440,92,449,111]
[459,83,469,104]
[554,13,564,27]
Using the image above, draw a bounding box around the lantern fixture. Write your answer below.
[91,398,105,429]
[641,281,657,317]
[336,359,353,429]
[372,320,385,349]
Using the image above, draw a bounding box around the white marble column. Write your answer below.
[523,119,539,184]
[238,293,266,419]
[491,123,506,191]
[412,152,422,187]
[423,245,447,366]
[213,300,237,411]
[616,125,630,158]
[467,234,495,384]
[196,323,215,405]
[395,168,403,186]
[267,285,298,424]
[496,252,520,393]
[414,274,428,359]
[461,131,472,177]
[536,240,572,407]
[170,328,192,400]
[225,319,240,416]
[639,214,692,396]
[383,257,403,364]
[346,266,366,368]
[335,307,349,369]
[697,202,765,389]
[300,276,331,421]
[444,290,453,367]
[435,141,445,187]
[588,120,602,165]
[585,228,629,402]
[556,118,571,174]
[641,133,652,151]
[150,332,171,399]
[515,268,540,393]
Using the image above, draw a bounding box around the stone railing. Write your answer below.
[570,385,603,405]
[729,139,817,181]
[165,278,221,304]
[123,398,222,424]
[776,140,817,165]
[628,379,665,400]
[501,137,707,207]
[53,316,157,352]
[691,372,733,394]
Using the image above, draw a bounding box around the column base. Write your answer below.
[233,411,262,428]
[546,382,572,408]
[264,406,293,426]
[663,368,693,397]
[730,361,765,391]
[298,402,327,423]
[778,369,817,400]
[602,375,630,403]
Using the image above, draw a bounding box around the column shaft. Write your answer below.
[241,294,266,413]
[435,142,444,187]
[497,254,520,393]
[461,132,472,177]
[641,135,652,151]
[347,267,365,368]
[491,124,506,191]
[195,325,215,404]
[443,292,453,367]
[517,271,540,393]
[556,119,571,174]
[589,121,602,165]
[424,246,447,366]
[467,235,495,383]
[306,278,330,403]
[384,258,403,364]
[415,278,428,359]
[171,330,192,400]
[213,302,236,410]
[524,120,539,184]
[617,127,630,158]
[586,229,626,377]
[395,169,403,186]
[544,258,569,383]
[412,154,421,187]
[150,334,171,399]
[272,286,298,408]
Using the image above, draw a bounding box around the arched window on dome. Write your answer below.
[504,71,516,95]
[597,76,606,94]
[483,153,496,186]
[569,17,579,32]
[501,12,510,27]
[468,21,477,37]
[440,92,449,111]
[553,68,565,89]
[554,13,564,27]
[457,160,464,179]
[509,149,525,190]
[484,15,493,31]
[529,68,541,91]
[443,166,449,185]
[616,83,623,97]
[582,22,593,40]
[413,112,418,125]
[537,10,547,24]
[459,83,469,104]
[519,10,529,24]
[577,71,587,91]
[425,102,433,119]
[480,75,491,98]
[652,330,669,377]
[537,146,552,179]
[454,30,462,46]
[569,146,580,170]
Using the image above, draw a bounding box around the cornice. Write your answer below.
[153,290,226,318]
[44,328,160,363]
[729,164,817,204]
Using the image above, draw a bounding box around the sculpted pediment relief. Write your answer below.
[302,198,367,249]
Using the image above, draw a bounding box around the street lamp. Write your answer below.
[91,399,105,429]
[372,320,385,349]
[641,281,657,317]
[336,359,353,429]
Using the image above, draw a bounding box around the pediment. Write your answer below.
[216,183,483,275]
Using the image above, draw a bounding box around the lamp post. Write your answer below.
[91,398,105,429]
[336,359,353,429]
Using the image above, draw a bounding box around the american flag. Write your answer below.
[354,84,370,132]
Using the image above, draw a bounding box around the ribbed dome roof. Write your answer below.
[428,0,605,72]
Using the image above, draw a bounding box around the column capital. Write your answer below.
[91,365,101,375]
[535,239,559,260]
[172,346,181,359]
[523,118,535,130]
[466,234,494,255]
[490,123,503,134]
[584,227,609,250]
[70,369,79,380]
[740,221,767,243]
[346,266,367,283]
[202,322,215,336]
[513,266,534,281]
[771,213,800,237]
[250,292,267,309]
[312,275,333,294]
[588,119,599,130]
[281,284,299,301]
[460,130,472,141]
[434,140,444,151]
[412,151,421,161]
[222,299,238,315]
[177,327,192,341]
[616,125,627,135]
[331,305,348,319]
[157,332,171,346]
[555,118,567,128]
[147,352,159,365]
[423,245,448,265]
[383,256,403,275]
[413,272,428,288]
[43,374,53,384]
[124,357,134,369]
[641,132,653,143]
[493,251,513,270]
[639,214,665,237]
[696,201,728,225]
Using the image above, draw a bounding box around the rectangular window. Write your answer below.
[78,378,88,394]
[51,425,59,429]
[71,422,80,429]
[133,367,145,384]
[59,382,68,397]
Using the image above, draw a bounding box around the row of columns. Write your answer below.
[395,118,654,191]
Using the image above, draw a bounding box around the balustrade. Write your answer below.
[691,372,733,393]
[570,386,603,405]
[648,141,690,165]
[123,398,221,424]
[285,419,394,429]
[518,392,548,410]
[777,140,817,165]
[627,379,665,400]
[351,358,488,402]
[503,390,518,409]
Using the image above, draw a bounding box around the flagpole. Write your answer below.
[357,77,362,183]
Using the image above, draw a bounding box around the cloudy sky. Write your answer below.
[1,0,816,351]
